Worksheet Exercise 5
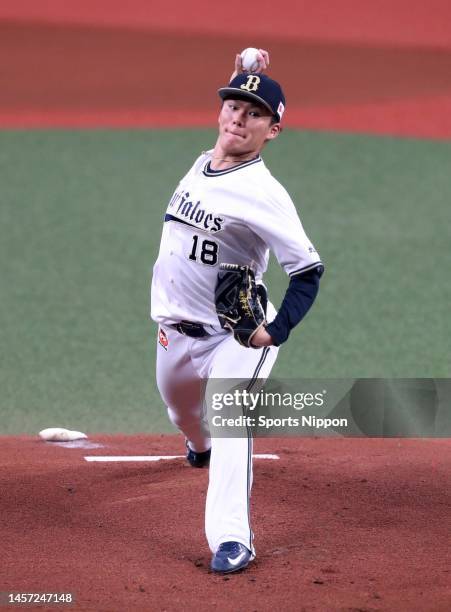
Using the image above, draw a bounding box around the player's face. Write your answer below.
[217,99,280,157]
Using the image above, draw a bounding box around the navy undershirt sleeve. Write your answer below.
[265,267,323,346]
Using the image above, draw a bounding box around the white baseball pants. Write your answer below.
[156,322,279,555]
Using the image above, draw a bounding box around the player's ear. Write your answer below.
[266,122,281,141]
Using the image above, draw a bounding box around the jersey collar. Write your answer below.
[203,156,262,177]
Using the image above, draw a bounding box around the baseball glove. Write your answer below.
[215,263,267,348]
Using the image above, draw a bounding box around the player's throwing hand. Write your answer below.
[230,48,270,81]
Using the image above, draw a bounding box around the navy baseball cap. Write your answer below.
[218,73,286,122]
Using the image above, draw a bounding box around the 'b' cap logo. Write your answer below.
[240,75,261,93]
[218,73,286,121]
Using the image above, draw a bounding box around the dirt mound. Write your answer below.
[1,435,450,611]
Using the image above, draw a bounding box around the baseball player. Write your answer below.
[151,50,324,573]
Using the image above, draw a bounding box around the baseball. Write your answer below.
[240,47,260,72]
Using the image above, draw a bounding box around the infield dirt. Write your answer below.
[1,435,450,611]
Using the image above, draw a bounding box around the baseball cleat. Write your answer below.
[210,541,253,573]
[186,442,211,468]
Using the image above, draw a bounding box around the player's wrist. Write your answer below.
[249,325,273,348]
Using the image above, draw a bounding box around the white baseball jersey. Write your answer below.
[151,150,322,326]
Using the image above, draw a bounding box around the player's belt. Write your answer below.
[171,321,208,338]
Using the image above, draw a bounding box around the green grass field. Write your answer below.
[1,129,450,433]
